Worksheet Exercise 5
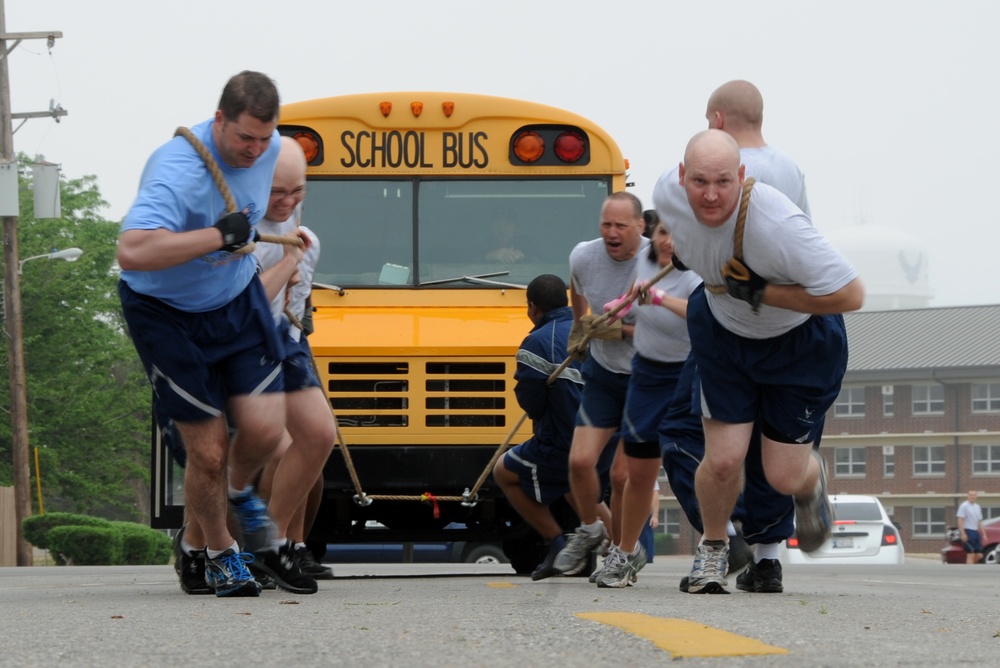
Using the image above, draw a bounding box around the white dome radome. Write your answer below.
[825,225,933,311]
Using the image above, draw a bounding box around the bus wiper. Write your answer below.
[419,271,525,289]
[312,282,346,296]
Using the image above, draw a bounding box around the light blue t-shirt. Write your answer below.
[120,118,280,312]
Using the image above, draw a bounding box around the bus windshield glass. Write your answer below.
[306,178,611,288]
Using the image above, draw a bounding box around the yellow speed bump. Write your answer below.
[576,612,788,658]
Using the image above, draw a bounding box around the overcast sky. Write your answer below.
[7,0,998,307]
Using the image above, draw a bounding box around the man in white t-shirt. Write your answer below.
[956,490,987,564]
[653,129,864,594]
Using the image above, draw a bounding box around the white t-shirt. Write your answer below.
[255,204,321,341]
[740,146,811,217]
[631,253,703,363]
[957,500,984,529]
[652,174,857,339]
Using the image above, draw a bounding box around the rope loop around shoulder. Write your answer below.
[705,177,756,295]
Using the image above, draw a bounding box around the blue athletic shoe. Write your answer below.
[204,548,261,597]
[229,489,277,554]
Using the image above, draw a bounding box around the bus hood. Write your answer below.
[307,303,530,357]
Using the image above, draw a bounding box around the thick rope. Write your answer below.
[705,177,755,295]
[173,127,303,254]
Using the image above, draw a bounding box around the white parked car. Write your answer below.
[780,494,905,565]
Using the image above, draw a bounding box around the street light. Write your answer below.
[4,246,84,567]
[18,247,83,273]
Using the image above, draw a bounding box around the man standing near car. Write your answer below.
[957,490,987,564]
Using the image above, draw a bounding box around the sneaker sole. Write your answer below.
[250,563,318,595]
[686,580,730,595]
[755,581,784,593]
[596,575,632,589]
[213,580,261,597]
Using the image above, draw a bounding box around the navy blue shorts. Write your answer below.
[964,529,983,553]
[281,324,321,392]
[503,439,571,505]
[687,285,847,444]
[622,355,684,458]
[575,357,630,429]
[119,277,284,423]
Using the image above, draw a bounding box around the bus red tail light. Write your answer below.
[554,130,586,163]
[512,131,544,163]
[278,125,324,166]
[509,125,590,166]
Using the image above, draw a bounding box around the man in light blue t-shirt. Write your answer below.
[117,70,284,598]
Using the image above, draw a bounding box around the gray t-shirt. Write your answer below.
[631,253,702,363]
[569,237,648,373]
[653,175,857,339]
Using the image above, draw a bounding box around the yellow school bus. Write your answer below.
[151,92,628,572]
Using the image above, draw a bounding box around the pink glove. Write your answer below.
[603,294,632,322]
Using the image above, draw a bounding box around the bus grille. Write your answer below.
[327,360,508,429]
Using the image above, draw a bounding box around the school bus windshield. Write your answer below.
[307,178,611,288]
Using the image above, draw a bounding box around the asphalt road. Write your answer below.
[1,555,996,667]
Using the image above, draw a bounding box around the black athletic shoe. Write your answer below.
[727,531,754,576]
[735,561,756,592]
[531,535,567,581]
[173,525,211,595]
[752,558,784,593]
[295,545,334,580]
[736,559,784,593]
[251,541,318,595]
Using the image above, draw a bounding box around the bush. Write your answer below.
[22,513,171,565]
[47,525,124,566]
[22,512,114,551]
[111,521,172,565]
[653,532,675,556]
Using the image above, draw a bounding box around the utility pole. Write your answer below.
[0,0,67,567]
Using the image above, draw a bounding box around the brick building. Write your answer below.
[658,304,1000,556]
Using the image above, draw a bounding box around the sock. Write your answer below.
[295,542,307,550]
[755,543,780,561]
[228,483,252,499]
[180,537,200,556]
[581,519,603,535]
[206,542,239,559]
[270,537,288,552]
[701,538,727,549]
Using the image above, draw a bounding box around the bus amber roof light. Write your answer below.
[553,130,586,163]
[442,101,455,117]
[512,131,544,163]
[411,102,423,117]
[379,101,392,117]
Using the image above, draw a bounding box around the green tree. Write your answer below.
[0,156,149,521]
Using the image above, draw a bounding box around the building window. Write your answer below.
[912,384,945,415]
[913,507,946,537]
[834,447,866,476]
[883,446,895,477]
[984,507,1000,520]
[834,386,865,417]
[882,385,894,416]
[972,445,1000,475]
[660,508,681,537]
[972,383,1000,413]
[913,445,946,475]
